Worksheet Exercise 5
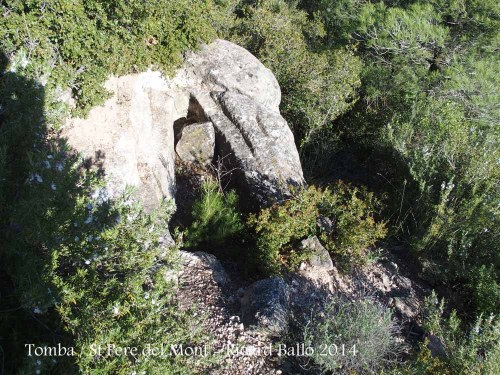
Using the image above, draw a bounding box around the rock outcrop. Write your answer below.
[62,39,304,209]
[297,236,334,290]
[183,40,304,206]
[61,71,187,211]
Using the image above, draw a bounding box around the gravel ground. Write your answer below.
[177,252,283,374]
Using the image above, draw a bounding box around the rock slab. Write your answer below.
[297,236,334,290]
[62,71,188,211]
[184,40,305,206]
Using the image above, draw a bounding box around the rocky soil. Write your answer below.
[177,252,282,374]
[174,243,431,374]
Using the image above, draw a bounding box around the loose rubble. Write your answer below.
[177,251,282,374]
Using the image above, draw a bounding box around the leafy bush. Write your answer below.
[3,160,211,373]
[300,0,500,317]
[409,292,500,375]
[303,295,400,374]
[230,0,362,144]
[0,62,210,372]
[468,266,500,317]
[384,52,500,315]
[1,0,234,117]
[184,179,244,248]
[248,183,387,273]
[56,196,210,374]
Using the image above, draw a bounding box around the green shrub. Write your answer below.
[248,183,387,273]
[184,179,244,248]
[249,186,320,272]
[317,182,388,261]
[55,196,210,374]
[300,0,500,317]
[468,266,500,316]
[1,0,234,118]
[303,295,400,374]
[384,52,500,315]
[0,61,210,371]
[3,157,211,373]
[230,0,361,145]
[410,292,500,375]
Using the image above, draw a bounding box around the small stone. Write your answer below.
[316,216,334,234]
[299,236,334,271]
[386,261,399,274]
[394,274,412,289]
[380,273,391,289]
[427,334,447,358]
[176,122,215,167]
[241,277,290,336]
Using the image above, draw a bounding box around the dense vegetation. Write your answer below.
[1,0,234,117]
[184,179,244,248]
[249,183,386,273]
[412,292,500,374]
[293,0,499,318]
[1,0,498,373]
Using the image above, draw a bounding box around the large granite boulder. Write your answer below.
[62,40,304,209]
[183,40,305,206]
[181,39,281,111]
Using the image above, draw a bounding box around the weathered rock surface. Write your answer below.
[297,236,334,290]
[241,277,290,336]
[205,90,303,206]
[62,39,304,209]
[175,122,215,167]
[316,216,334,234]
[300,236,334,271]
[62,71,188,211]
[323,252,430,323]
[183,40,304,205]
[181,39,281,111]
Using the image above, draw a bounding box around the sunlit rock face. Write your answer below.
[62,71,186,211]
[62,40,304,210]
